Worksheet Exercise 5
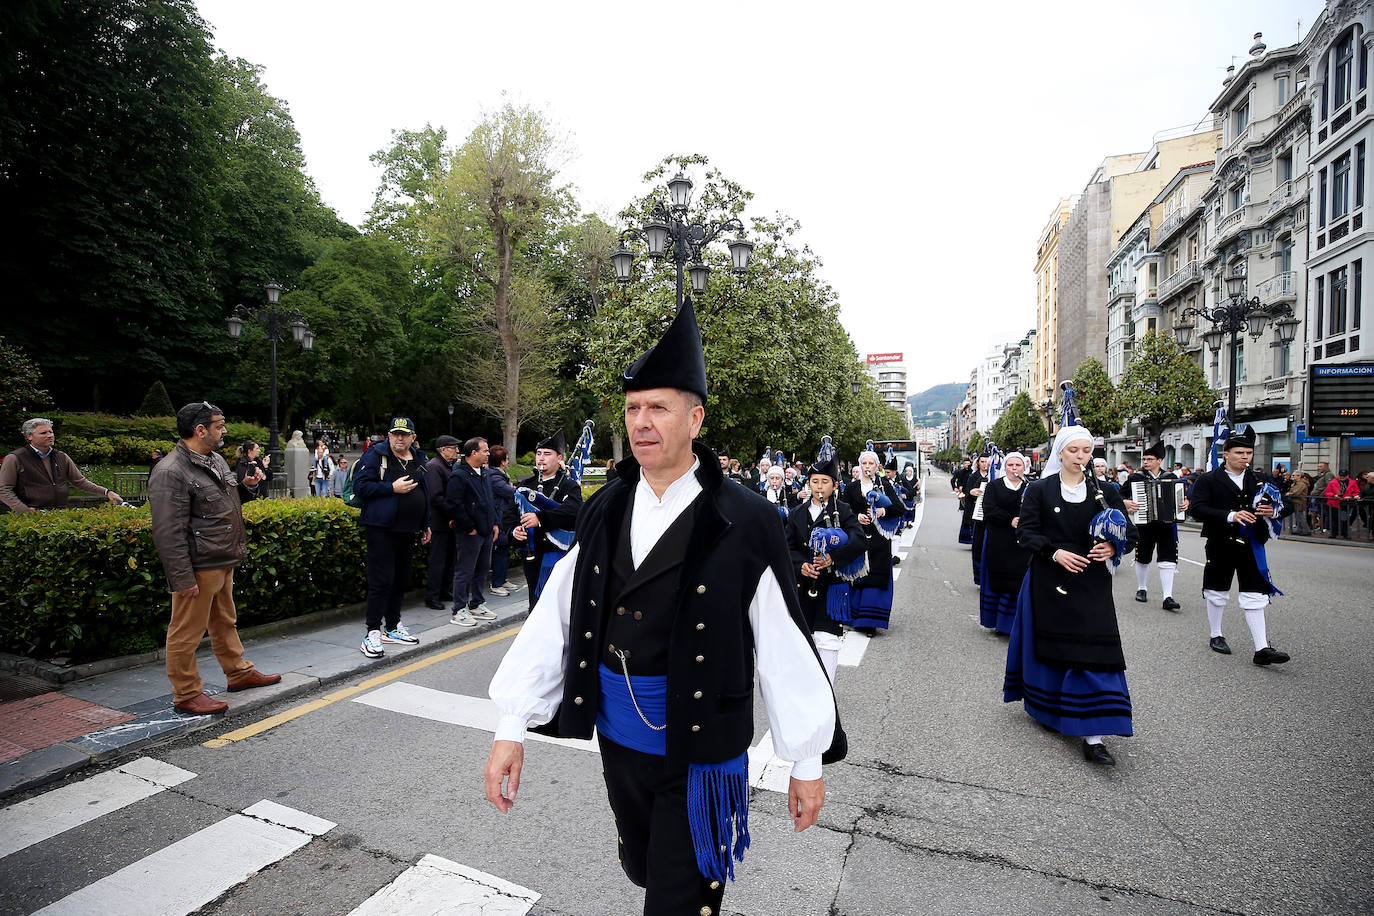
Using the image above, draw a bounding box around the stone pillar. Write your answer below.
[285,430,309,498]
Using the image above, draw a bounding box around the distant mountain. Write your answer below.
[907,383,965,420]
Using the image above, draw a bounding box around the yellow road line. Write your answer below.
[203,627,520,748]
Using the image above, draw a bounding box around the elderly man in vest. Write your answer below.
[485,300,845,916]
[147,402,280,714]
[0,418,124,512]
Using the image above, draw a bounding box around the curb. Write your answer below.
[0,607,531,801]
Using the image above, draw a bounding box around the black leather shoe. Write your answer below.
[1253,646,1291,666]
[424,600,445,610]
[891,556,901,566]
[1082,741,1116,766]
[1162,597,1181,611]
[1134,589,1148,603]
[1209,636,1232,655]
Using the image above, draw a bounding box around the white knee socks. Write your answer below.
[1238,591,1271,650]
[1158,562,1177,598]
[1135,560,1149,591]
[814,632,844,685]
[1204,589,1228,638]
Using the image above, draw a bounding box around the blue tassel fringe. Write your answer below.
[687,753,751,883]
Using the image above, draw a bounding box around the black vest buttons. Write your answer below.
[579,660,588,668]
[696,585,706,593]
[691,724,700,732]
[616,606,626,615]
[584,631,593,639]
[695,622,705,630]
[693,690,703,699]
[695,655,704,662]
[574,696,584,705]
[589,599,596,607]
[710,881,721,890]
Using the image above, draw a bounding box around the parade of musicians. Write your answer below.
[2,2,1373,915]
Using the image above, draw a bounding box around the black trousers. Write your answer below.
[364,527,415,632]
[521,553,542,609]
[598,734,728,916]
[1201,535,1269,593]
[425,523,456,604]
[1134,522,1179,564]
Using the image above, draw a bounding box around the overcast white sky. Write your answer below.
[197,0,1326,396]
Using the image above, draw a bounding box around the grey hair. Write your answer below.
[22,418,54,436]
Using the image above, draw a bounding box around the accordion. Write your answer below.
[1130,479,1186,524]
[971,489,985,521]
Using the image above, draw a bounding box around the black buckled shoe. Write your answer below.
[1209,636,1232,655]
[1162,597,1181,611]
[1082,741,1116,766]
[1134,589,1148,603]
[1253,646,1291,666]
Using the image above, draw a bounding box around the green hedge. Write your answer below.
[0,498,375,661]
[34,412,268,443]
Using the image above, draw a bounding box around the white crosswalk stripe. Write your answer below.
[347,853,540,915]
[0,756,195,860]
[31,800,334,916]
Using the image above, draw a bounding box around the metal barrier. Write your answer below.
[1283,494,1374,540]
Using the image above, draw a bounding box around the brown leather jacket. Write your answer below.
[147,442,248,591]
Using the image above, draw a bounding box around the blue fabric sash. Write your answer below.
[1239,482,1284,596]
[533,549,566,598]
[596,665,751,883]
[825,583,852,622]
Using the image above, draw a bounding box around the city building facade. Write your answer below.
[1035,200,1074,396]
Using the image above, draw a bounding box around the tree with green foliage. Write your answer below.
[967,430,985,456]
[990,391,1049,452]
[135,381,175,418]
[1064,358,1123,437]
[0,336,53,440]
[580,154,902,462]
[1115,330,1216,443]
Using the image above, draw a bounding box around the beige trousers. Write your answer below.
[165,567,254,703]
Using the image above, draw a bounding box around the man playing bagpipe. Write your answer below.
[513,428,583,608]
[785,444,866,683]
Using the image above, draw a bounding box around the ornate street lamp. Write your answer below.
[1177,269,1294,422]
[226,281,314,468]
[613,172,754,309]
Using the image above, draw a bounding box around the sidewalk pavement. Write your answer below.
[0,574,536,800]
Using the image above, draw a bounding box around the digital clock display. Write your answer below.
[1309,363,1374,436]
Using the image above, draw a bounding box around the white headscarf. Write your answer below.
[1042,425,1093,476]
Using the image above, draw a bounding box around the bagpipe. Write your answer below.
[863,440,902,540]
[1054,381,1128,595]
[514,420,594,556]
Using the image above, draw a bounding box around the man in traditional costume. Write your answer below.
[484,300,845,916]
[513,428,582,608]
[1186,426,1291,666]
[1124,441,1185,611]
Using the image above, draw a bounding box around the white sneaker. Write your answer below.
[361,630,384,657]
[450,611,477,627]
[489,586,510,597]
[468,604,497,621]
[381,622,420,644]
[504,581,524,591]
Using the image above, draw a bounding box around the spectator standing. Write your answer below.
[604,457,617,483]
[1311,462,1335,533]
[1286,472,1312,535]
[146,402,280,714]
[310,443,334,498]
[352,418,430,658]
[445,437,499,627]
[485,445,520,598]
[1324,469,1361,539]
[234,441,271,502]
[0,417,124,512]
[328,457,349,497]
[423,435,462,609]
[1359,471,1374,539]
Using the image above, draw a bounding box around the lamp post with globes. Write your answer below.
[226,281,314,468]
[610,173,755,309]
[1173,270,1299,423]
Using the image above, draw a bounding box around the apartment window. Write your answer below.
[1320,168,1328,227]
[1316,277,1325,338]
[1277,75,1290,106]
[1210,350,1221,387]
[1331,265,1349,335]
[1334,152,1352,218]
[1278,240,1294,273]
[1359,142,1367,208]
[1277,339,1292,377]
[1356,259,1363,331]
[1233,100,1250,135]
[1147,317,1157,333]
[1278,150,1294,183]
[1187,233,1199,262]
[1322,52,1330,120]
[1168,249,1180,275]
[1229,184,1245,213]
[1232,340,1246,384]
[1364,38,1370,91]
[1335,30,1355,108]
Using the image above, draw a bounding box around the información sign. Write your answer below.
[1307,362,1374,437]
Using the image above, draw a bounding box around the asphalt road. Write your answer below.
[2,473,1371,915]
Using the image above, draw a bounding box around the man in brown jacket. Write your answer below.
[147,402,280,715]
[0,418,125,512]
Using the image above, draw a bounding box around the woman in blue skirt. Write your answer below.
[979,452,1029,635]
[1004,426,1137,766]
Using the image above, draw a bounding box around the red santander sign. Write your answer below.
[866,352,903,365]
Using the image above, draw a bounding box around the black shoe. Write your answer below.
[854,627,878,637]
[892,556,901,566]
[1253,646,1291,666]
[1209,636,1232,655]
[1162,597,1181,612]
[1082,741,1116,766]
[1134,589,1148,603]
[424,600,445,610]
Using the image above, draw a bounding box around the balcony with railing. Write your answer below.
[1254,270,1297,306]
[1157,260,1203,302]
[1218,123,1254,168]
[1108,277,1136,303]
[1213,204,1246,243]
[1156,201,1201,246]
[1266,180,1296,217]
